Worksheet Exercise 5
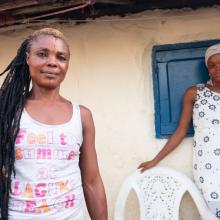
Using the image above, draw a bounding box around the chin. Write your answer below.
[39,82,60,90]
[46,85,60,90]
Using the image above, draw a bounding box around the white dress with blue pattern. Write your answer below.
[193,84,220,219]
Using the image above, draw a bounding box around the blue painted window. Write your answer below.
[153,40,220,138]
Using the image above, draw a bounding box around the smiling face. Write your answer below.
[26,34,70,90]
[207,53,220,84]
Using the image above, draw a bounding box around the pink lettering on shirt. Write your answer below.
[36,199,50,213]
[12,180,22,196]
[15,129,27,144]
[35,183,47,197]
[37,134,46,144]
[23,183,33,198]
[37,148,51,160]
[23,148,35,159]
[60,133,67,145]
[24,200,36,213]
[15,148,23,160]
[65,194,75,208]
[47,131,54,144]
[27,132,36,145]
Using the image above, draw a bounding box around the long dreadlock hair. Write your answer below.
[0,28,69,220]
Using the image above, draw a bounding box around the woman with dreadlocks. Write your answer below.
[0,28,107,220]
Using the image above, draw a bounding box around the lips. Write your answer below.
[40,70,60,76]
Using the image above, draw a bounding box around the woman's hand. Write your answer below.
[138,159,158,172]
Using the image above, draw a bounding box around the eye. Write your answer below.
[57,55,67,62]
[208,63,215,69]
[37,51,47,58]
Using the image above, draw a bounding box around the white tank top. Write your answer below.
[8,104,84,220]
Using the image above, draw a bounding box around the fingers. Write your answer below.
[137,162,149,173]
[137,161,157,172]
[139,167,146,173]
[137,162,145,169]
[141,165,150,173]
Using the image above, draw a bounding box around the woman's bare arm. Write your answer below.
[79,106,108,220]
[138,86,197,172]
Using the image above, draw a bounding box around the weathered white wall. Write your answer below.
[1,6,220,219]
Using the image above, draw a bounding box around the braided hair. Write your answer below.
[0,28,69,220]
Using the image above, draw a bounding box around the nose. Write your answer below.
[47,55,57,67]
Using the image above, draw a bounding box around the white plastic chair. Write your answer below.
[114,166,216,220]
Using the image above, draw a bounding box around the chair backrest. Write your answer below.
[114,166,216,220]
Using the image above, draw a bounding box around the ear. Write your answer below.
[26,52,30,65]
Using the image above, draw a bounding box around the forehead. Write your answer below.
[29,35,69,54]
[208,53,220,63]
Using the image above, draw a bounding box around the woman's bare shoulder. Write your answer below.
[79,105,92,116]
[79,105,93,126]
[185,85,197,93]
[183,85,197,102]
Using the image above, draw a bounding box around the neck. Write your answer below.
[28,86,62,103]
[212,81,220,90]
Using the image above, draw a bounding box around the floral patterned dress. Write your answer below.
[193,84,220,219]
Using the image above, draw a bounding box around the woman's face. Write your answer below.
[207,53,220,83]
[26,35,70,90]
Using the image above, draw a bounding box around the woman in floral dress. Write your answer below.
[138,44,220,218]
